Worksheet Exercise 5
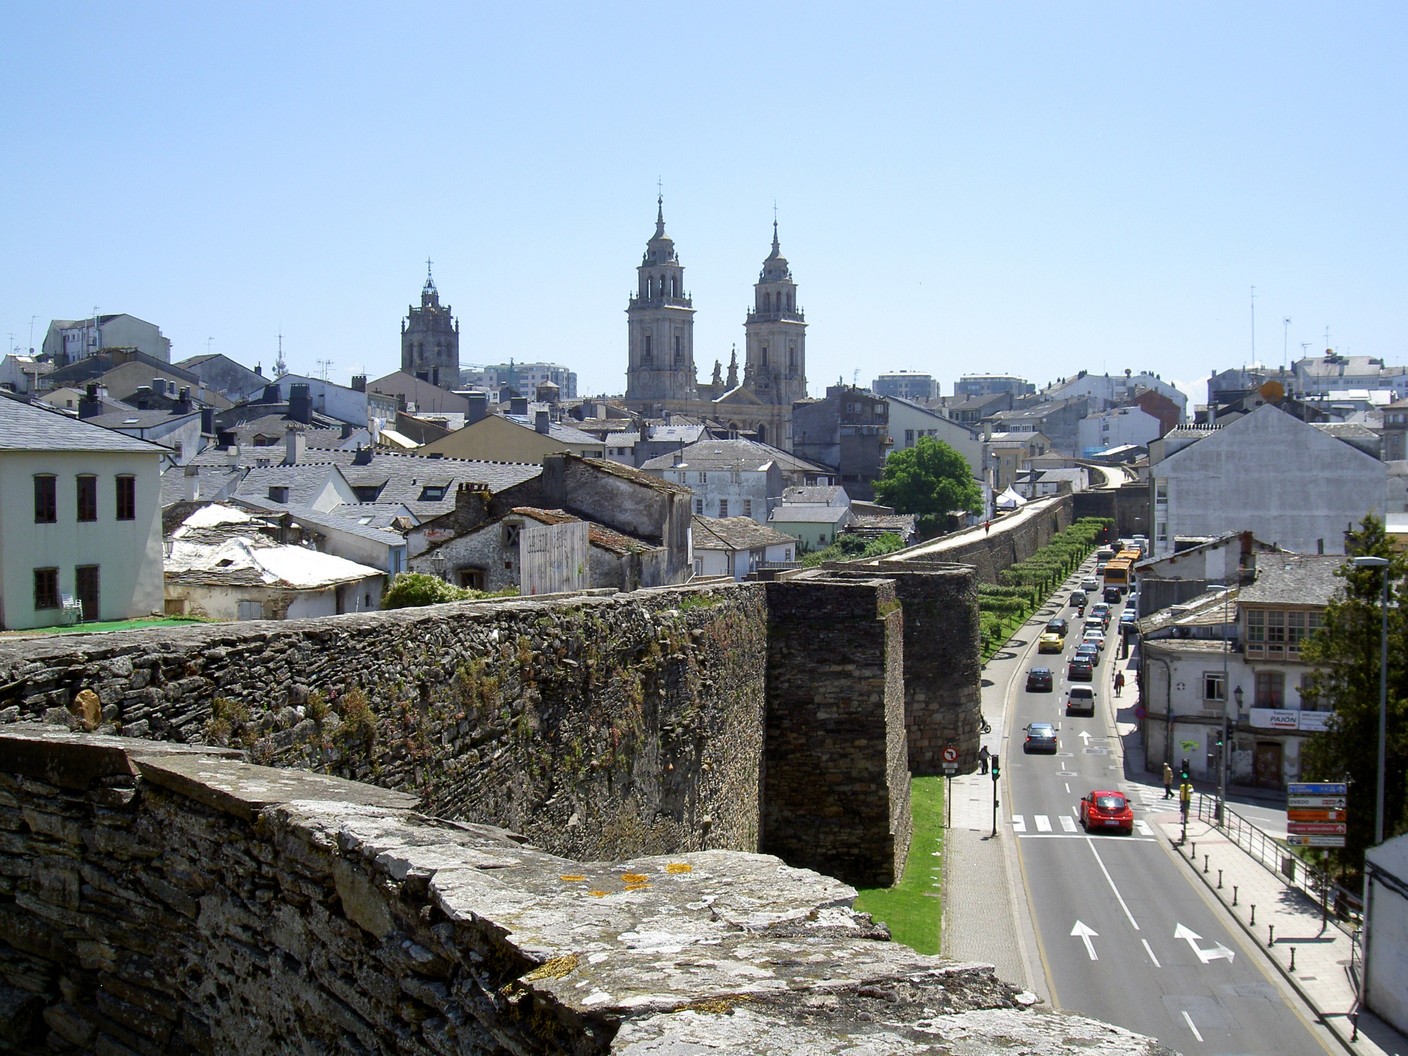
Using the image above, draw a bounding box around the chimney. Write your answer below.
[351,374,366,392]
[176,387,192,414]
[79,383,102,420]
[153,377,167,397]
[217,429,237,449]
[467,391,488,424]
[509,396,529,416]
[284,423,306,465]
[289,384,313,424]
[340,422,354,440]
[183,465,199,501]
[353,444,373,466]
[200,407,215,434]
[535,408,551,434]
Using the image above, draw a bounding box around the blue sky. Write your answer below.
[5,2,1405,406]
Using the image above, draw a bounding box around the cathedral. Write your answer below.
[401,262,460,388]
[623,198,808,448]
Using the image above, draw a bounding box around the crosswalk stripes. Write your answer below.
[1008,813,1156,837]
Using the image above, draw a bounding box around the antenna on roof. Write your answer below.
[317,358,334,381]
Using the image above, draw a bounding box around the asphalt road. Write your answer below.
[998,562,1335,1056]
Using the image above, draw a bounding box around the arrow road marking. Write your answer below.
[1071,920,1099,960]
[1079,730,1092,745]
[1174,923,1236,965]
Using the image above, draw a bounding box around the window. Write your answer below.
[742,498,753,518]
[1255,671,1285,708]
[76,475,97,522]
[1246,607,1322,660]
[1202,672,1226,702]
[694,499,704,515]
[34,475,56,523]
[417,485,447,501]
[33,568,59,610]
[718,499,728,517]
[115,475,136,521]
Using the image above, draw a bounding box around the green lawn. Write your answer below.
[0,616,209,637]
[854,775,944,954]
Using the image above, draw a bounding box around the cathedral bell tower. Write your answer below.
[743,220,806,405]
[625,197,697,404]
[401,261,460,388]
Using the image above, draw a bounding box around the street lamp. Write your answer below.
[1208,584,1232,823]
[1351,555,1391,847]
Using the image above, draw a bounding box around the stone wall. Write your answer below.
[763,577,911,887]
[0,727,1164,1055]
[0,587,770,868]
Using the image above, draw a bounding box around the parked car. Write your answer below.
[1126,590,1140,611]
[1069,589,1088,609]
[1066,686,1095,716]
[1024,721,1059,753]
[1067,656,1094,681]
[1045,616,1069,637]
[1119,610,1138,633]
[1103,585,1123,604]
[1038,632,1064,654]
[1026,666,1054,692]
[1080,789,1134,834]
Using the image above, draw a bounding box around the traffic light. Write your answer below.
[991,754,1000,780]
[1180,758,1190,782]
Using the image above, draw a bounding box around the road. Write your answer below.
[997,559,1334,1056]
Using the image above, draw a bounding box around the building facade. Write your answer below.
[624,198,697,404]
[742,221,807,406]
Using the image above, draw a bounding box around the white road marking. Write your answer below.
[1011,815,1026,833]
[1085,838,1140,931]
[1141,938,1161,968]
[1135,819,1153,836]
[1071,920,1099,960]
[1035,814,1053,832]
[1060,814,1077,832]
[1182,1010,1204,1043]
[1174,923,1236,964]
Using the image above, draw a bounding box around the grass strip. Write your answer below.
[853,775,944,954]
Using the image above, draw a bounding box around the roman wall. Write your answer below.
[0,727,1160,1055]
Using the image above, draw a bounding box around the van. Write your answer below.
[1095,547,1116,562]
[1066,686,1096,716]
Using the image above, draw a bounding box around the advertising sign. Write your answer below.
[1287,833,1346,848]
[1286,821,1348,835]
[1287,782,1349,796]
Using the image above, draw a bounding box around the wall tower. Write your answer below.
[401,262,460,388]
[625,197,697,404]
[743,220,807,405]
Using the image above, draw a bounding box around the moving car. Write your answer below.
[1080,789,1134,834]
[1119,610,1138,633]
[1038,632,1064,654]
[1023,721,1059,753]
[1069,589,1087,609]
[1074,642,1100,664]
[1045,616,1069,638]
[1103,585,1123,604]
[1081,576,1099,593]
[1067,656,1094,682]
[1066,685,1095,716]
[1081,630,1106,653]
[1026,666,1054,692]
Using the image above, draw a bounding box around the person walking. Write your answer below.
[978,744,990,775]
[1162,761,1173,799]
[1113,671,1125,697]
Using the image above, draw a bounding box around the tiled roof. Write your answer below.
[781,485,849,505]
[1238,554,1344,606]
[0,394,169,454]
[511,507,650,555]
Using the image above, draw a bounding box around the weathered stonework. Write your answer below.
[0,728,1171,1055]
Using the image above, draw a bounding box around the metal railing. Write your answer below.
[1194,794,1361,934]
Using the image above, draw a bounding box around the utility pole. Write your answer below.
[990,754,1001,837]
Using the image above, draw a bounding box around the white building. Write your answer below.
[1040,369,1187,421]
[692,516,796,580]
[0,396,165,629]
[1077,405,1162,458]
[1149,403,1387,558]
[42,314,171,365]
[884,397,984,480]
[640,438,785,524]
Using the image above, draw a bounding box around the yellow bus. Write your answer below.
[1103,554,1138,591]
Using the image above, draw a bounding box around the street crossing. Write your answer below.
[1010,812,1156,837]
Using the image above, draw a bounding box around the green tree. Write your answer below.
[872,437,982,536]
[1300,515,1408,874]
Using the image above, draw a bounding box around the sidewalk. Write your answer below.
[1159,806,1406,1056]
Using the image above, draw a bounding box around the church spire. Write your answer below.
[655,193,666,239]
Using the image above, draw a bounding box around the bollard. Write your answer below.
[1290,947,1297,972]
[1217,869,1223,890]
[1203,854,1210,874]
[1232,885,1238,906]
[1268,924,1275,947]
[1250,905,1256,926]
[1190,841,1197,861]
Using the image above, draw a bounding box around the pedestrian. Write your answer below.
[978,744,990,775]
[1114,671,1125,697]
[984,520,991,536]
[1162,761,1173,799]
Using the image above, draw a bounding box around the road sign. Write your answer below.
[1288,795,1348,810]
[1287,833,1346,848]
[942,745,959,764]
[1287,821,1348,835]
[942,763,958,775]
[1288,782,1348,796]
[1289,808,1346,822]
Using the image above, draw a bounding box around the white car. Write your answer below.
[1081,630,1106,653]
[1081,577,1099,592]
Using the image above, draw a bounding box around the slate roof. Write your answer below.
[84,408,202,430]
[769,505,852,526]
[640,437,830,476]
[500,414,603,446]
[692,516,796,551]
[781,485,849,506]
[511,507,651,555]
[1237,554,1344,607]
[0,393,169,454]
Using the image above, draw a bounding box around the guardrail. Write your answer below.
[1194,794,1361,934]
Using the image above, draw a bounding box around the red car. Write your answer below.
[1079,790,1134,834]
